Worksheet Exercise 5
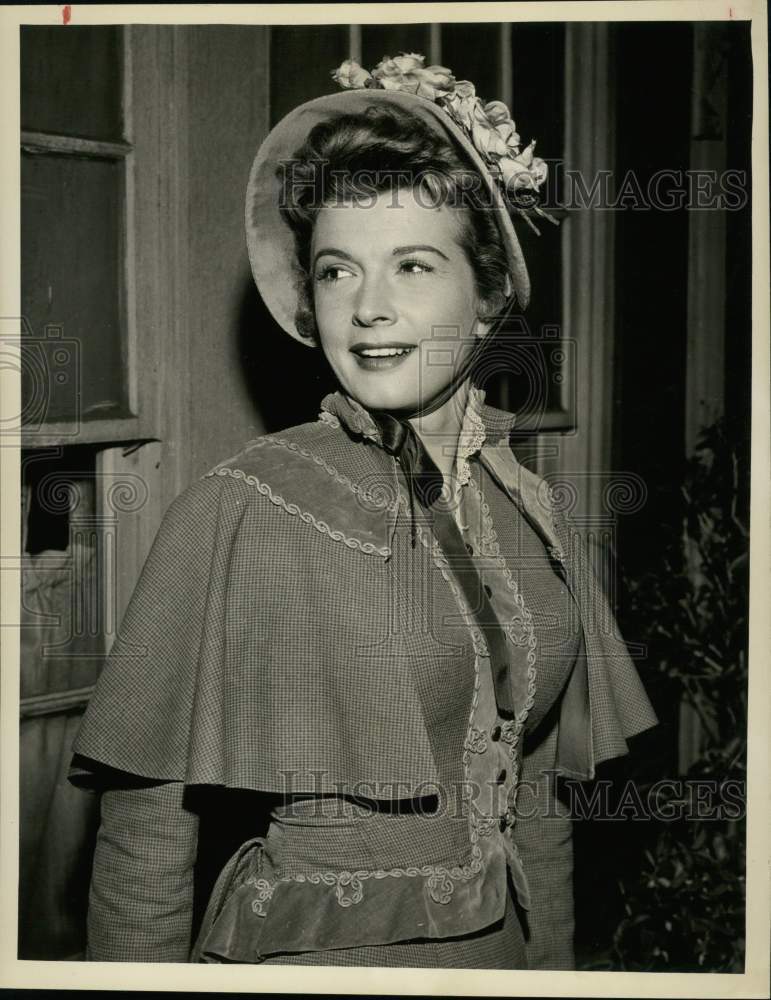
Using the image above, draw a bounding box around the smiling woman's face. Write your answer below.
[310,187,487,413]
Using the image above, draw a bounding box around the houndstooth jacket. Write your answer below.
[70,388,657,966]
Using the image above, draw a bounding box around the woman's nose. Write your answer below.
[352,276,396,326]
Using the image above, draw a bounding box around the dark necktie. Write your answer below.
[369,411,516,717]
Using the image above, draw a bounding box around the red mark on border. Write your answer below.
[62,5,71,24]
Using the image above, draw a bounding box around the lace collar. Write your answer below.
[318,384,505,486]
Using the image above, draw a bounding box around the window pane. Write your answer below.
[500,24,566,421]
[21,26,123,140]
[21,152,128,423]
[441,23,501,102]
[510,22,565,331]
[270,25,349,126]
[361,25,432,70]
[21,446,102,696]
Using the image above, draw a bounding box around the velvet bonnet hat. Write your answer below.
[245,53,551,343]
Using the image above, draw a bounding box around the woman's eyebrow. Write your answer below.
[312,243,451,269]
[312,247,355,268]
[392,244,450,260]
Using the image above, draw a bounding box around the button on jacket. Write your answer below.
[69,387,658,968]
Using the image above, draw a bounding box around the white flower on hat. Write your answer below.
[483,101,522,153]
[470,103,514,159]
[332,58,373,89]
[412,64,456,100]
[498,140,546,191]
[442,79,477,129]
[482,100,511,126]
[372,52,455,100]
[330,53,556,230]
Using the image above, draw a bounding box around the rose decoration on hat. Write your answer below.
[332,53,556,232]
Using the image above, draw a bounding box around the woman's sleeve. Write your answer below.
[85,778,200,962]
[549,507,659,780]
[512,717,575,970]
[68,473,244,785]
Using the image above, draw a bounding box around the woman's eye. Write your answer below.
[398,259,434,276]
[315,265,353,284]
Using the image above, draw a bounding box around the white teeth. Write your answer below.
[358,347,413,357]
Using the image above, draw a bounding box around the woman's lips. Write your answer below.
[350,343,417,372]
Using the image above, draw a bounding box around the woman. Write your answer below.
[69,53,657,969]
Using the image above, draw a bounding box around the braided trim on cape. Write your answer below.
[205,466,391,558]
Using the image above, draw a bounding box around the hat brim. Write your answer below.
[245,88,530,343]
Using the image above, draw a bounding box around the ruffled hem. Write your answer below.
[191,832,516,963]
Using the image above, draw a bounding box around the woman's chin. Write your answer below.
[339,378,420,414]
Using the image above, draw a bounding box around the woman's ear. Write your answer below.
[476,290,507,331]
[473,315,493,339]
[478,275,514,327]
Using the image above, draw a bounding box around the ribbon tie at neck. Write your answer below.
[368,412,444,547]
